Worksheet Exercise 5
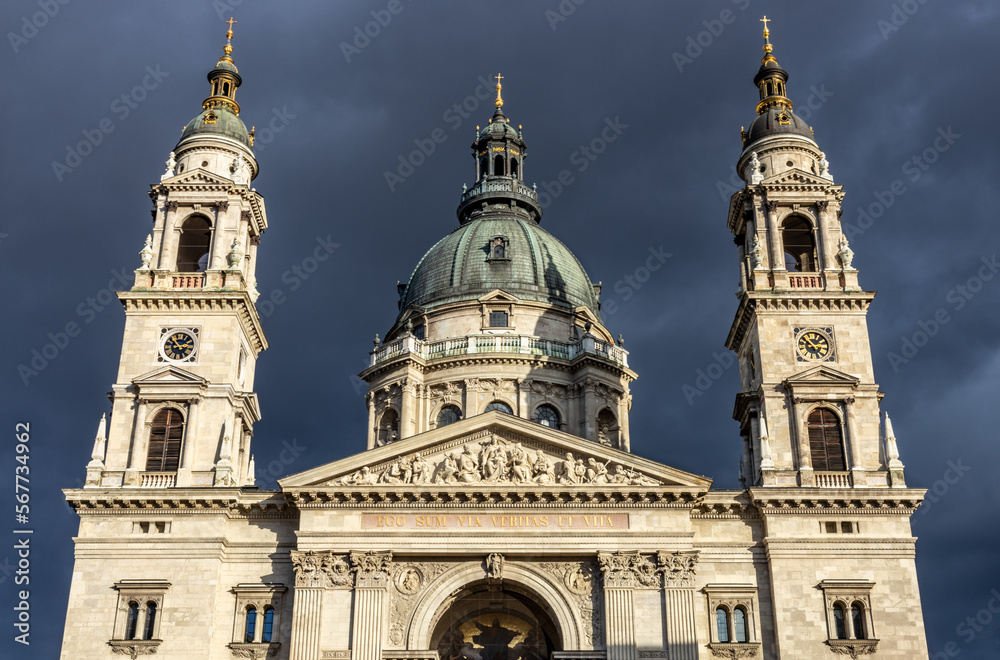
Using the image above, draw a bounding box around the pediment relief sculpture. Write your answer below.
[327,433,661,488]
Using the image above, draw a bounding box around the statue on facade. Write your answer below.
[838,234,854,269]
[139,234,154,270]
[748,151,764,184]
[457,445,480,482]
[161,151,176,180]
[485,553,504,579]
[750,234,766,271]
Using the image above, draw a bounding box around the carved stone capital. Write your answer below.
[241,210,252,223]
[165,201,178,212]
[187,397,201,406]
[792,397,805,405]
[657,550,699,588]
[135,398,149,406]
[597,550,659,589]
[351,550,393,588]
[764,200,779,213]
[844,396,856,406]
[215,200,230,212]
[291,550,352,589]
[817,200,830,211]
[250,235,262,246]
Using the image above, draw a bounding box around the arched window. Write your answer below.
[176,216,212,272]
[733,607,748,643]
[437,405,461,427]
[261,606,275,643]
[222,81,230,96]
[377,409,399,446]
[833,603,847,640]
[782,217,816,272]
[511,158,519,179]
[124,601,139,640]
[145,408,184,471]
[534,404,560,429]
[493,154,505,176]
[479,156,488,180]
[143,601,157,640]
[493,243,506,259]
[808,408,846,472]
[716,607,730,642]
[851,602,866,639]
[244,605,257,643]
[485,401,513,414]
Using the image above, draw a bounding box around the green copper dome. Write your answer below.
[177,107,253,149]
[398,215,601,318]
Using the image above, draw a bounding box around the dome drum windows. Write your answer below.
[533,404,561,429]
[484,401,513,415]
[436,404,462,428]
[229,584,286,654]
[486,236,510,262]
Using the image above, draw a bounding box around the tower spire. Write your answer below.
[494,73,504,107]
[752,16,792,116]
[201,17,243,115]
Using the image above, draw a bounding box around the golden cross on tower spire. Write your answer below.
[494,73,504,108]
[760,15,773,55]
[225,16,237,39]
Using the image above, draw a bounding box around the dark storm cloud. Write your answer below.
[2,1,998,656]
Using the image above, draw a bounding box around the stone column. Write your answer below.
[175,397,200,487]
[844,397,865,486]
[816,200,833,273]
[157,201,179,270]
[350,551,393,660]
[791,397,813,486]
[400,378,414,439]
[289,551,327,660]
[598,551,640,660]
[658,552,699,660]
[765,200,784,271]
[582,378,597,442]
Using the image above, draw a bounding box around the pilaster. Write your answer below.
[350,551,393,660]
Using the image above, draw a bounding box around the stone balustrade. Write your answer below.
[370,333,628,369]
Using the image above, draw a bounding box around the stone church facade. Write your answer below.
[60,21,929,660]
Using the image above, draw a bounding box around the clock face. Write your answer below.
[797,330,831,361]
[163,330,196,361]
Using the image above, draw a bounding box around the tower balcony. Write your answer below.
[369,333,629,370]
[134,269,246,290]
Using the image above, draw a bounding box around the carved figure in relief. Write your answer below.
[533,454,555,484]
[381,459,404,484]
[573,458,587,483]
[457,445,480,482]
[509,443,532,483]
[400,454,414,483]
[480,437,507,482]
[485,552,504,579]
[557,453,577,484]
[608,464,629,484]
[586,458,609,484]
[436,452,460,484]
[411,453,431,484]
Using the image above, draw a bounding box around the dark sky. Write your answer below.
[2,1,998,657]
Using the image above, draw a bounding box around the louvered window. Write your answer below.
[146,408,184,471]
[808,408,846,471]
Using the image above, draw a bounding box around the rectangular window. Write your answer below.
[489,311,508,327]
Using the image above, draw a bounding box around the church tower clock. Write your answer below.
[726,20,906,490]
[85,21,268,490]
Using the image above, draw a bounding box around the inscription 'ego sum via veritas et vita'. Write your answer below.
[362,513,628,530]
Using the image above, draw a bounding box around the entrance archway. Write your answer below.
[408,563,580,652]
[432,586,558,660]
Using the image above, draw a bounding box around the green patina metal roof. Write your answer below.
[177,107,253,149]
[399,215,601,319]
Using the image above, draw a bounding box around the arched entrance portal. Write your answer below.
[431,584,560,660]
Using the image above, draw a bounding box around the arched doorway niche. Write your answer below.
[407,563,582,653]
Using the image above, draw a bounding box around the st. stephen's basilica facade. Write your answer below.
[60,18,929,660]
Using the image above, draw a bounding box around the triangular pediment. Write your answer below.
[280,412,711,492]
[158,168,234,188]
[784,365,860,388]
[762,169,840,188]
[478,289,520,303]
[132,366,208,385]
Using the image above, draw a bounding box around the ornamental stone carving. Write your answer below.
[540,561,602,647]
[331,434,661,487]
[826,640,878,657]
[290,551,352,589]
[351,550,393,588]
[387,562,447,646]
[658,550,698,588]
[597,551,659,589]
[485,553,504,580]
[708,645,759,659]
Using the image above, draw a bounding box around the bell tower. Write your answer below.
[84,21,269,490]
[725,19,906,490]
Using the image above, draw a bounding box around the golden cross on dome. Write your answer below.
[760,16,770,31]
[225,16,237,39]
[494,73,504,107]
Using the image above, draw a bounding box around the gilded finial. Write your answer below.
[760,16,773,56]
[494,73,504,108]
[223,17,237,55]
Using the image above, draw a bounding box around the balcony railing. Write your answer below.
[460,178,539,205]
[814,471,852,488]
[370,333,628,369]
[140,472,176,488]
[788,273,823,289]
[171,274,205,288]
